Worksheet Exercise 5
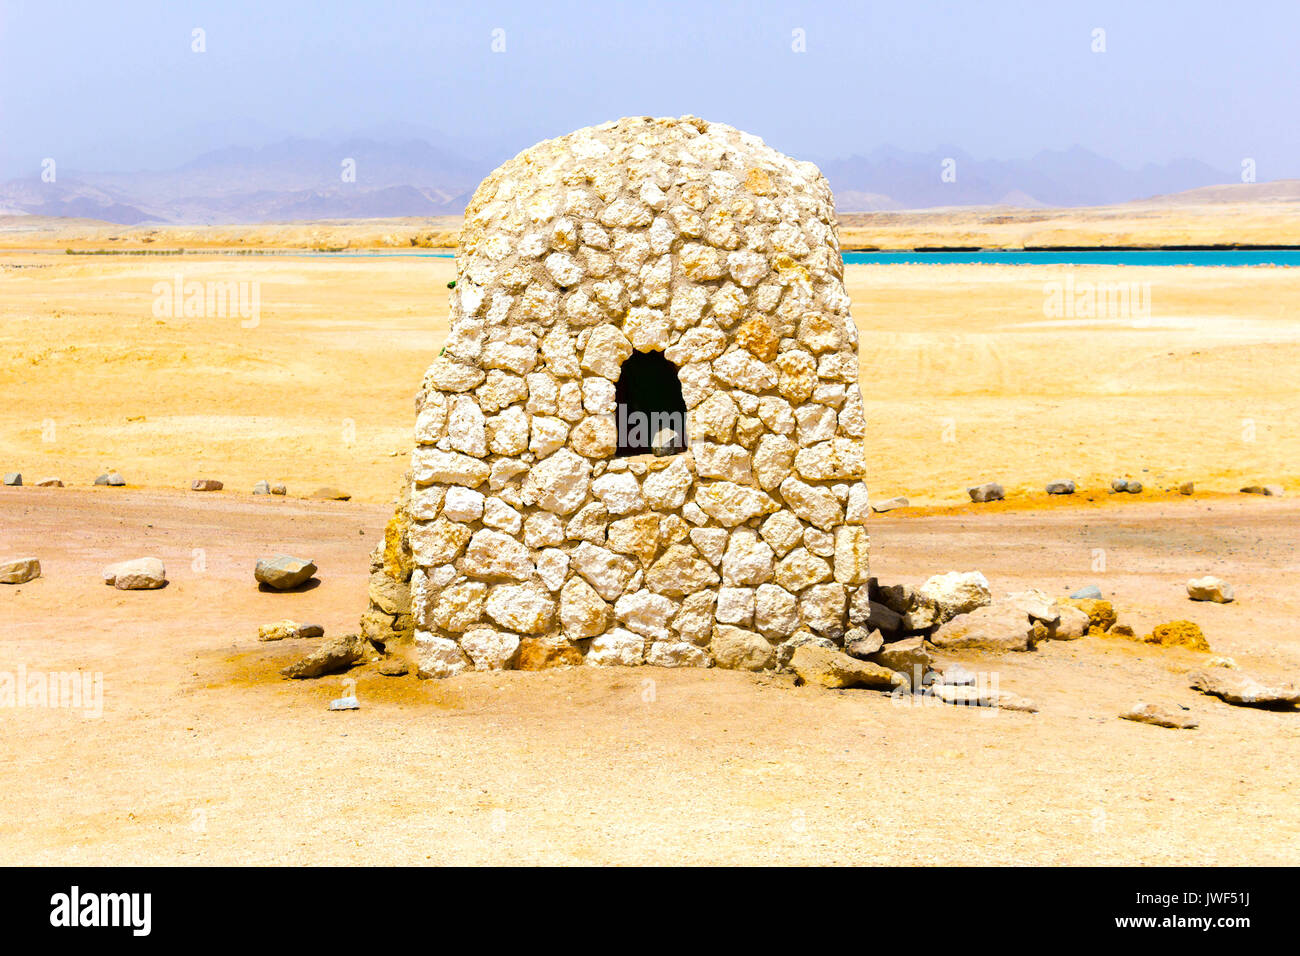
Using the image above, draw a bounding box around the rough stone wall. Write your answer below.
[392,116,869,677]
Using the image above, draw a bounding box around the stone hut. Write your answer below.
[363,116,869,677]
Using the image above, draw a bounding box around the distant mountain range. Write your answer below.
[0,136,1248,224]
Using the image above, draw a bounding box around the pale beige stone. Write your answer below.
[459,529,535,581]
[560,576,612,638]
[693,481,779,527]
[775,548,833,592]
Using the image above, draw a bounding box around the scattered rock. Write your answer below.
[1188,668,1300,707]
[927,683,1037,712]
[1045,479,1075,495]
[190,479,224,491]
[1070,585,1102,600]
[35,477,63,487]
[930,601,1039,652]
[1240,484,1283,497]
[967,482,1004,503]
[281,633,365,679]
[1178,481,1194,495]
[1145,620,1210,652]
[870,636,931,681]
[258,620,300,642]
[1111,623,1136,639]
[843,627,884,659]
[1120,703,1197,729]
[1053,603,1091,640]
[790,645,904,690]
[917,570,991,624]
[255,554,318,590]
[310,487,352,500]
[271,484,287,496]
[1059,597,1116,634]
[298,623,324,638]
[95,472,126,486]
[871,496,909,513]
[1205,655,1237,669]
[253,480,271,495]
[328,696,360,710]
[1187,576,1233,603]
[377,657,410,676]
[0,557,41,584]
[102,557,166,590]
[2,473,21,486]
[1110,478,1142,494]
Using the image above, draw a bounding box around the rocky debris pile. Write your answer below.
[94,472,126,486]
[872,496,908,512]
[1187,576,1233,603]
[281,634,365,679]
[1045,479,1075,495]
[967,481,1004,503]
[1120,702,1198,730]
[0,557,41,584]
[1240,484,1283,497]
[1058,596,1118,636]
[1188,668,1300,708]
[360,488,416,652]
[254,555,317,591]
[1110,478,1142,494]
[103,557,166,590]
[3,472,21,486]
[787,640,1036,711]
[790,644,902,690]
[190,479,223,492]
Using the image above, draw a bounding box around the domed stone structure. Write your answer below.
[364,116,869,677]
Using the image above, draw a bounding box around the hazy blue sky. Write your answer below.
[2,0,1297,178]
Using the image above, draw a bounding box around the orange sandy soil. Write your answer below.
[2,253,1297,505]
[1,487,1297,865]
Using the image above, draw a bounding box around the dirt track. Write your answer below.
[2,487,1297,865]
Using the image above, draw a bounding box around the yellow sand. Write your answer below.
[1,250,1297,504]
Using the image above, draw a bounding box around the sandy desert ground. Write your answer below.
[0,251,1296,504]
[1,215,1298,865]
[2,487,1298,865]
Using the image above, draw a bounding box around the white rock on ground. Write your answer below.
[917,571,992,623]
[0,557,41,584]
[102,557,166,590]
[1187,576,1234,603]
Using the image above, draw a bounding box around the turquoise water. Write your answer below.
[840,249,1300,267]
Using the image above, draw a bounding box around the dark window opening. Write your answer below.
[614,350,688,457]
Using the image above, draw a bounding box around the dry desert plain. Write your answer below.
[1,209,1299,865]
